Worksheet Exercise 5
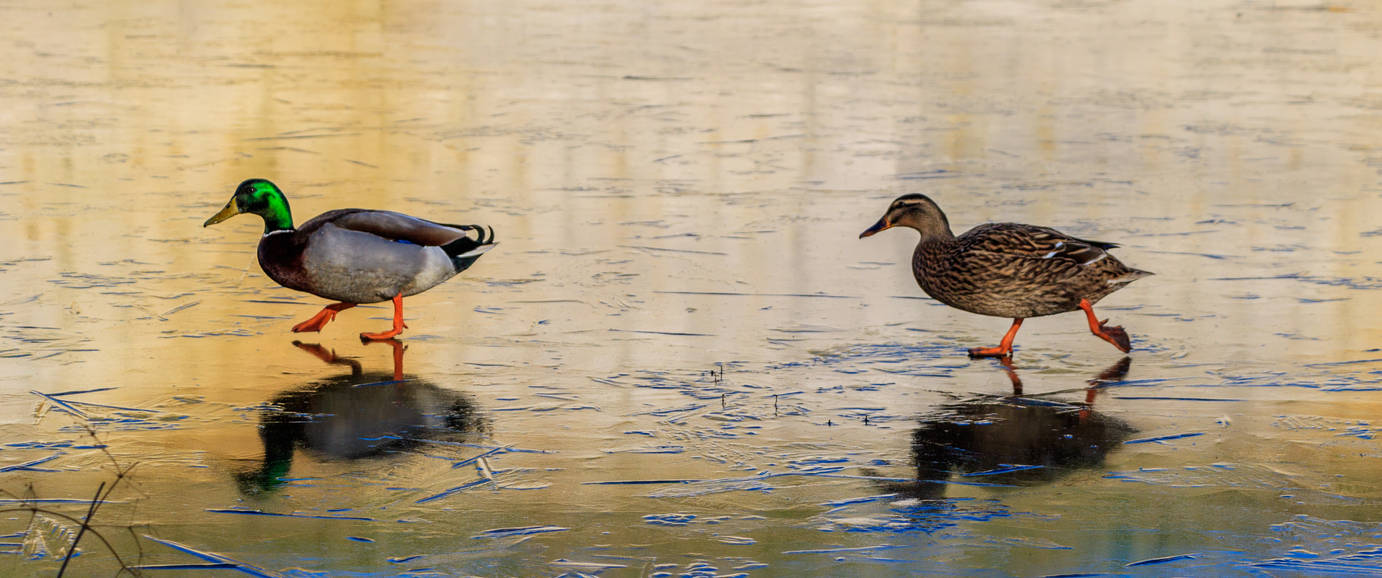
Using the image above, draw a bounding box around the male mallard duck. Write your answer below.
[204,179,495,341]
[860,193,1150,358]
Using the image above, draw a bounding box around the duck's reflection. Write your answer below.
[236,340,487,495]
[888,357,1135,499]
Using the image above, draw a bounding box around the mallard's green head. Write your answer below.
[204,178,294,234]
[859,193,953,240]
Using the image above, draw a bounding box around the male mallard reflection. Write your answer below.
[235,340,486,495]
[885,357,1134,499]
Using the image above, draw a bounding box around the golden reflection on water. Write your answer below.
[1,0,1381,574]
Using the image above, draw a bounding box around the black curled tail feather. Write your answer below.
[440,224,496,272]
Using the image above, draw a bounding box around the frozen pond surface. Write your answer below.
[1,0,1381,575]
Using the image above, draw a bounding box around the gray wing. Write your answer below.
[309,209,471,246]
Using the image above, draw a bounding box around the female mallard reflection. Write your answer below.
[888,357,1135,499]
[236,340,487,495]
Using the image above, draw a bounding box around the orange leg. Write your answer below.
[1079,298,1132,353]
[360,293,409,342]
[968,318,1023,359]
[291,302,356,333]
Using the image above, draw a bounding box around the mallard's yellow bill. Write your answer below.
[204,202,240,227]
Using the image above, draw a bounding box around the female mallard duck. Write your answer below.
[860,194,1150,358]
[204,179,495,341]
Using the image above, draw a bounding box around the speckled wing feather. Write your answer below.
[963,223,1118,268]
[914,223,1148,319]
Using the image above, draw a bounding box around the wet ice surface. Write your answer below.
[2,0,1382,575]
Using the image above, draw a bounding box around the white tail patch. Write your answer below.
[1106,270,1152,285]
[456,243,497,259]
[1082,253,1108,266]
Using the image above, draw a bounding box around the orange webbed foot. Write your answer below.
[1078,299,1133,353]
[967,346,1013,359]
[290,314,331,333]
[359,293,407,342]
[968,318,1023,360]
[359,328,405,342]
[291,303,356,333]
[1094,322,1132,353]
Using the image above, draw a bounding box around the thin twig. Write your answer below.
[57,481,104,577]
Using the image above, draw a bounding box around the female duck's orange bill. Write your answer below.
[859,217,891,238]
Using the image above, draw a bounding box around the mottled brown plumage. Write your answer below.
[860,193,1151,357]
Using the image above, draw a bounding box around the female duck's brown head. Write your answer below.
[859,193,954,240]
